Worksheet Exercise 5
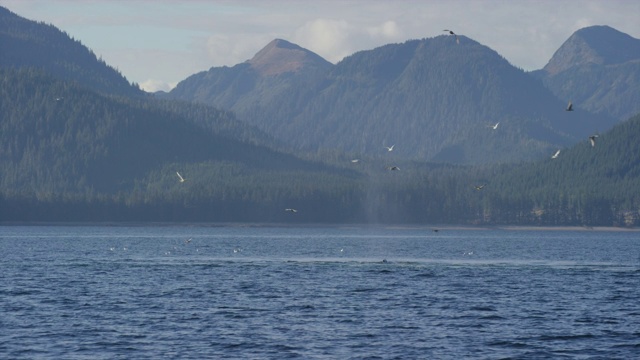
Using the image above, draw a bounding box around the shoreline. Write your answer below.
[0,222,637,232]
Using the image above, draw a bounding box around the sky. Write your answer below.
[2,0,639,92]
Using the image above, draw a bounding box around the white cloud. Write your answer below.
[292,19,406,64]
[292,19,353,63]
[366,20,402,39]
[139,79,177,93]
[205,33,275,65]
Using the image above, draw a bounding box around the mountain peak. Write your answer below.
[543,25,640,75]
[248,39,331,76]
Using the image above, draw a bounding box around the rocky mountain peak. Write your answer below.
[543,25,640,75]
[248,39,331,76]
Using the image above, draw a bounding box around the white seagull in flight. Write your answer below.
[285,208,298,213]
[384,145,395,152]
[589,135,599,147]
[176,171,186,182]
[551,150,561,159]
[489,122,499,130]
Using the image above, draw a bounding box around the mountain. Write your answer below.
[168,36,616,164]
[167,39,332,124]
[0,6,143,97]
[533,26,640,121]
[0,68,345,197]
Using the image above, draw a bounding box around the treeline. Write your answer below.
[1,68,639,226]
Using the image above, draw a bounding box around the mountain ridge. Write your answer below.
[535,25,640,121]
[167,34,616,164]
[0,6,143,97]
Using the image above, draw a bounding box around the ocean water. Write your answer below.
[1,225,639,359]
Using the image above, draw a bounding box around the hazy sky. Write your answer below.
[2,0,639,92]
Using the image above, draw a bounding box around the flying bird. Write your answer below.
[474,184,486,190]
[285,208,298,213]
[176,171,186,182]
[566,101,573,111]
[387,166,400,171]
[551,150,561,159]
[443,29,460,44]
[589,135,599,147]
[489,122,499,130]
[384,145,395,152]
[351,159,360,163]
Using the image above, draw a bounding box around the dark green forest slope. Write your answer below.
[0,6,142,97]
[0,69,366,223]
[1,6,639,226]
[2,66,638,226]
[472,113,640,226]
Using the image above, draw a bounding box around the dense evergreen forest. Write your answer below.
[1,6,639,226]
[1,67,639,225]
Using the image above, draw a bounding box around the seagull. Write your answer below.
[443,29,460,44]
[176,171,186,182]
[474,184,486,190]
[589,135,599,147]
[351,159,360,163]
[185,238,192,244]
[489,122,500,130]
[387,166,400,171]
[566,101,573,111]
[551,149,561,159]
[384,145,395,152]
[285,208,298,213]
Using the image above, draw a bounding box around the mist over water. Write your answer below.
[2,225,639,359]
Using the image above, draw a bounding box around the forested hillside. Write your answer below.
[167,35,617,164]
[0,6,143,97]
[1,66,638,226]
[471,112,640,226]
[0,68,351,195]
[1,5,639,226]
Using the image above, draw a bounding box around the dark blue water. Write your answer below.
[1,226,639,359]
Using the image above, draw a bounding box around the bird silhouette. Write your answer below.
[387,166,400,171]
[589,135,599,147]
[551,150,561,159]
[474,184,486,190]
[176,171,186,182]
[566,101,573,111]
[384,145,395,152]
[488,122,499,130]
[443,29,460,44]
[285,208,298,213]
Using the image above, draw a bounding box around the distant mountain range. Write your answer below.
[165,28,636,164]
[2,4,640,225]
